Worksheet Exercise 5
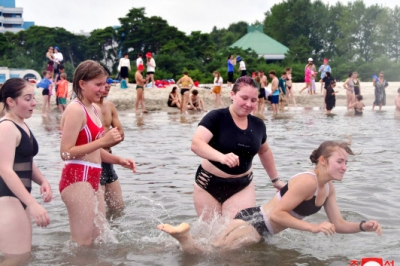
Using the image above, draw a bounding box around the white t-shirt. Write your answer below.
[240,61,246,70]
[118,58,131,71]
[147,58,156,72]
[214,77,223,86]
[54,52,63,63]
[136,57,143,67]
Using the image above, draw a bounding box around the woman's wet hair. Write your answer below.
[0,78,30,111]
[72,60,107,101]
[232,76,258,93]
[309,141,354,165]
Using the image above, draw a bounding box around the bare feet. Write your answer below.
[157,223,190,241]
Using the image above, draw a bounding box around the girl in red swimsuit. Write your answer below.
[59,60,136,246]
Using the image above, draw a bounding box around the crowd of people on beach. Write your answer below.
[1,49,400,263]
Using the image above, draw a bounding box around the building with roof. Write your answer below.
[0,0,34,33]
[229,24,289,61]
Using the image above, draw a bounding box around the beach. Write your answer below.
[34,81,399,112]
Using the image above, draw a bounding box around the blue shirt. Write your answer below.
[319,64,331,79]
[278,77,286,94]
[227,60,234,72]
[37,78,52,89]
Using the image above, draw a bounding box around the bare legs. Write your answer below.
[287,89,297,107]
[61,182,107,246]
[181,91,190,114]
[135,88,147,113]
[157,218,262,253]
[214,94,224,109]
[42,95,49,115]
[99,181,124,219]
[299,82,311,94]
[146,74,155,88]
[346,92,355,110]
[0,197,32,265]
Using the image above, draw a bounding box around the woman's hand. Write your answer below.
[119,158,136,173]
[273,180,286,191]
[219,153,239,168]
[40,180,53,203]
[362,220,382,236]
[27,202,50,228]
[311,221,336,236]
[102,128,122,147]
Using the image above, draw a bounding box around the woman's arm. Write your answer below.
[269,174,336,235]
[191,126,239,168]
[32,163,52,203]
[324,185,381,235]
[59,104,120,160]
[257,142,284,189]
[343,78,349,91]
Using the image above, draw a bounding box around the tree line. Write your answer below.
[1,1,399,84]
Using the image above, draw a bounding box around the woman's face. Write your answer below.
[230,84,258,116]
[80,76,107,103]
[10,83,36,119]
[323,148,348,181]
[379,73,384,79]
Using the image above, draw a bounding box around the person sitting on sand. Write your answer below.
[157,141,382,253]
[167,86,181,108]
[349,95,365,115]
[187,89,206,111]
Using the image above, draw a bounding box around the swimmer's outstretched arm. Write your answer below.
[324,186,382,235]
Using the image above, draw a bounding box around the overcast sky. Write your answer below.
[15,0,397,34]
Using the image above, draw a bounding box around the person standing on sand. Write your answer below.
[98,79,126,217]
[237,56,247,77]
[157,141,382,254]
[212,71,224,109]
[136,53,143,67]
[372,71,388,111]
[299,62,313,94]
[269,71,280,115]
[190,76,283,221]
[118,53,131,87]
[318,59,331,93]
[135,64,147,113]
[177,71,194,114]
[227,55,236,87]
[145,52,156,88]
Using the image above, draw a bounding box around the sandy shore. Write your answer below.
[34,81,399,112]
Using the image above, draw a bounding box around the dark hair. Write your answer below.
[138,53,142,57]
[42,70,48,76]
[192,89,198,95]
[309,141,354,165]
[356,95,363,101]
[227,54,232,60]
[325,71,331,78]
[171,86,177,93]
[183,71,188,75]
[123,53,128,57]
[232,76,258,93]
[59,65,65,71]
[48,60,54,66]
[282,71,287,75]
[348,71,353,78]
[268,70,276,76]
[0,78,30,111]
[285,67,291,71]
[72,60,107,101]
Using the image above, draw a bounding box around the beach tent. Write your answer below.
[229,25,289,61]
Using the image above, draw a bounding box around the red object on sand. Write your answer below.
[194,81,199,87]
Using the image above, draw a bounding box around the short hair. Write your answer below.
[356,95,363,101]
[138,53,142,57]
[60,73,67,79]
[58,65,65,70]
[192,89,198,95]
[48,60,54,66]
[282,71,287,75]
[183,71,188,75]
[285,67,291,71]
[123,53,128,57]
[268,70,276,76]
[42,70,48,76]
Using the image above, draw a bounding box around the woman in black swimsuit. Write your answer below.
[167,86,181,108]
[0,78,53,264]
[158,141,382,253]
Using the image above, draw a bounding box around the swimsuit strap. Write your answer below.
[290,171,328,196]
[74,100,102,127]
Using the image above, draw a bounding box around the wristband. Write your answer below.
[271,177,280,183]
[359,220,366,232]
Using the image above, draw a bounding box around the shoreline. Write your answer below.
[33,81,399,112]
